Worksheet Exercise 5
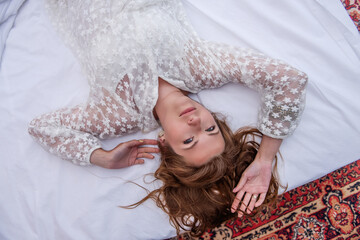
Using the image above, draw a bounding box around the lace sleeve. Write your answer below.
[28,87,141,166]
[186,41,308,138]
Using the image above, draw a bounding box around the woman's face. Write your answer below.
[158,96,225,166]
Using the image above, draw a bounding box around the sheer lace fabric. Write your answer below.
[28,0,308,165]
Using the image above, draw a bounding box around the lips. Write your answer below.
[179,107,196,117]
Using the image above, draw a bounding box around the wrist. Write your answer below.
[256,135,282,163]
[90,148,112,168]
[255,154,275,164]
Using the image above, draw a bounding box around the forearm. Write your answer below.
[256,135,282,163]
[28,110,102,166]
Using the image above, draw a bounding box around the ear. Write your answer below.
[158,131,166,147]
[159,135,166,147]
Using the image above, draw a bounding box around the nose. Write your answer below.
[187,116,200,126]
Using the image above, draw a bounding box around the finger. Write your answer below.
[231,197,241,213]
[255,193,266,207]
[247,195,257,214]
[233,175,247,193]
[231,190,245,213]
[137,147,160,153]
[133,159,145,165]
[124,140,143,148]
[126,139,158,148]
[137,153,155,159]
[137,139,159,146]
[239,192,252,214]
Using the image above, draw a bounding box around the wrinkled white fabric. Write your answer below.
[28,0,307,165]
[0,0,26,63]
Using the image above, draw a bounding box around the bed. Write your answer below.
[1,0,359,239]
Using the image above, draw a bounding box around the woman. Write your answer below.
[28,0,307,236]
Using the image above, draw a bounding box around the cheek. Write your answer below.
[203,111,215,123]
[163,124,182,144]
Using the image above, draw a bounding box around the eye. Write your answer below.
[206,126,216,132]
[183,137,193,144]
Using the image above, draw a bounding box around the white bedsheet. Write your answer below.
[0,0,26,64]
[0,0,359,239]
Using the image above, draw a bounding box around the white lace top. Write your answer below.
[28,0,308,166]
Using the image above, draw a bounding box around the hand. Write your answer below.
[90,139,160,169]
[231,156,273,217]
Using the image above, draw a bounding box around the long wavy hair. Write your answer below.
[125,114,281,236]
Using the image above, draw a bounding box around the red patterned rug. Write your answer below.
[341,0,360,31]
[178,159,360,240]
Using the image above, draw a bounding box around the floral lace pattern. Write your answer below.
[28,0,308,165]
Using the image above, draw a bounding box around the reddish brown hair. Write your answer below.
[125,114,280,236]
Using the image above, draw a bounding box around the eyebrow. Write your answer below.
[183,130,220,150]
